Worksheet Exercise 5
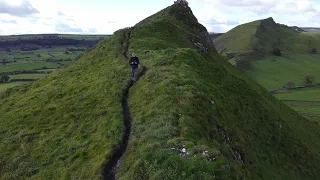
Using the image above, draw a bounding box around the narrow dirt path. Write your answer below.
[102,30,146,180]
[269,83,320,94]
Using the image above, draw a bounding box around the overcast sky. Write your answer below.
[0,0,319,35]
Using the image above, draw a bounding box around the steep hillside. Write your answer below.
[1,3,320,180]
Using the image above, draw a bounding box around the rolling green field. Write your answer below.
[245,53,320,89]
[9,73,49,79]
[35,69,57,72]
[1,3,320,180]
[274,87,320,124]
[0,62,61,73]
[0,82,29,92]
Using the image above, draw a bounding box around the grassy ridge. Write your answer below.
[116,5,320,180]
[214,20,260,53]
[1,3,320,180]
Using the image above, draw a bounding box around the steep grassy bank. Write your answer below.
[0,30,128,179]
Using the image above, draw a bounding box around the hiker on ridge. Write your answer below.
[129,53,140,81]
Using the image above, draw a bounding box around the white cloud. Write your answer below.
[0,0,319,35]
[189,0,320,32]
[0,0,39,17]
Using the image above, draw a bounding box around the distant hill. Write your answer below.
[214,17,320,55]
[288,27,320,32]
[0,34,110,51]
[289,26,306,32]
[208,32,224,40]
[300,27,320,32]
[1,3,320,180]
[213,17,320,88]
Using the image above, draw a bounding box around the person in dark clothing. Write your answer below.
[129,53,140,81]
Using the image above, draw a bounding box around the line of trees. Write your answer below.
[284,75,316,88]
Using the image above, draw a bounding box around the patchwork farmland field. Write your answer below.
[0,34,110,91]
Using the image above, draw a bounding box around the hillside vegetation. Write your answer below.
[1,3,320,180]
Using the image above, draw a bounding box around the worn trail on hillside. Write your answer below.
[102,30,146,180]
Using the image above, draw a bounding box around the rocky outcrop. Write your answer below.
[174,0,188,5]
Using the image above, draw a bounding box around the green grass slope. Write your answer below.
[246,53,320,89]
[1,3,320,180]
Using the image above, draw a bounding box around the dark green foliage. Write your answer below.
[303,75,315,85]
[271,48,281,56]
[284,81,295,88]
[0,74,9,82]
